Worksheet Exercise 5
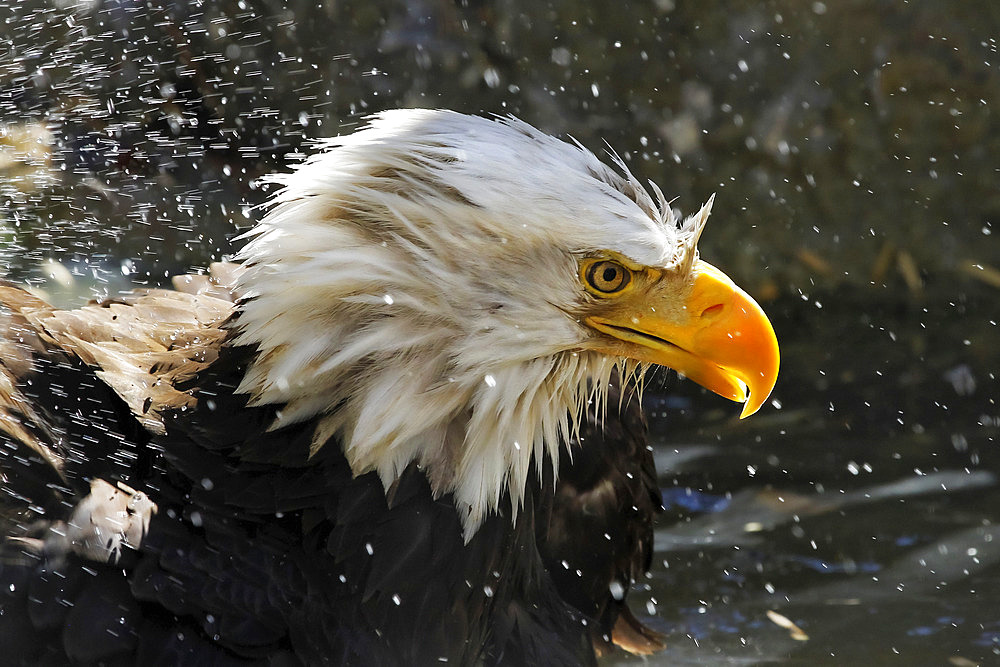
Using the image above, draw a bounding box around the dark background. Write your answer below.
[2,1,998,663]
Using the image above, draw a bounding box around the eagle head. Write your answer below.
[231,109,779,535]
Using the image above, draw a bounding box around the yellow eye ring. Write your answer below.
[583,259,632,296]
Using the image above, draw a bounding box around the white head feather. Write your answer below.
[232,109,711,537]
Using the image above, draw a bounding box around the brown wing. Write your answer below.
[0,263,237,444]
[538,384,666,656]
[0,265,235,532]
[0,266,250,664]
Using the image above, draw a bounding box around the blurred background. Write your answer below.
[1,1,998,663]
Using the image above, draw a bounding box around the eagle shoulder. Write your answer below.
[0,266,237,443]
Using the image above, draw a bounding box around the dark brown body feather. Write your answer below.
[0,268,661,665]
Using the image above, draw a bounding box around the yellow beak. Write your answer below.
[586,260,779,418]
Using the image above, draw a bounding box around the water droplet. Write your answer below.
[609,581,625,600]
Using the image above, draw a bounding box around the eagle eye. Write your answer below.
[584,259,632,296]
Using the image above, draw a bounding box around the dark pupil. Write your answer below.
[602,266,618,283]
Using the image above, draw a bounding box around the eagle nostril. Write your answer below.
[701,303,725,318]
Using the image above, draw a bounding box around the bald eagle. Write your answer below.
[0,110,778,665]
